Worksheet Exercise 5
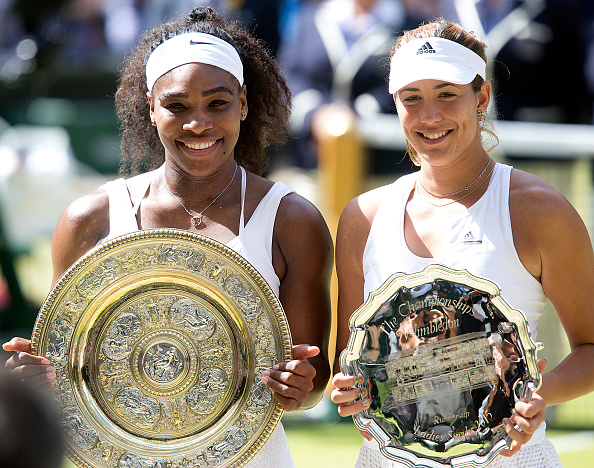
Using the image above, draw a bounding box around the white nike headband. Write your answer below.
[388,37,486,94]
[146,32,244,91]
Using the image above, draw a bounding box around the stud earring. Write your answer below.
[477,110,484,121]
[241,113,246,120]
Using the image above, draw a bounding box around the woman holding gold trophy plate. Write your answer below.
[4,7,333,468]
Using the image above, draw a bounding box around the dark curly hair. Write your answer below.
[115,7,291,176]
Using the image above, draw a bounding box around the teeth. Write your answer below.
[422,131,448,140]
[185,141,216,150]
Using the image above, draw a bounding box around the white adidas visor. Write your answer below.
[388,37,486,94]
[146,32,244,91]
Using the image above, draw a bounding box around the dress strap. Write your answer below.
[238,165,246,236]
[129,169,155,228]
[134,181,151,222]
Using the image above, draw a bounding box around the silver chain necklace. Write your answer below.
[163,163,238,227]
[417,157,492,199]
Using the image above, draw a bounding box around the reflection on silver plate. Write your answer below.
[31,229,292,468]
[341,264,543,468]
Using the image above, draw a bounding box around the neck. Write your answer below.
[418,153,492,199]
[162,160,239,203]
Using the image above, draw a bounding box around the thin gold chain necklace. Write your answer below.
[419,164,495,208]
[163,162,238,227]
[417,157,492,199]
[416,160,495,207]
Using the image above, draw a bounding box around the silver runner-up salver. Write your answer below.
[341,264,543,468]
[31,229,292,468]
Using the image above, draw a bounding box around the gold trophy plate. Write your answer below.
[31,229,292,468]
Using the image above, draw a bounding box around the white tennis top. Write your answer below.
[99,165,296,467]
[362,162,546,448]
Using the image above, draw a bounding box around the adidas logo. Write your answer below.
[462,231,482,244]
[416,42,436,55]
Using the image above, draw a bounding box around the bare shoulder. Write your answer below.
[357,184,392,211]
[51,172,153,281]
[338,184,391,244]
[56,171,152,235]
[58,188,110,238]
[509,168,589,279]
[51,188,110,281]
[242,170,324,231]
[271,185,333,284]
[509,168,579,223]
[275,189,331,242]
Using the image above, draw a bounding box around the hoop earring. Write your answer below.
[406,140,420,166]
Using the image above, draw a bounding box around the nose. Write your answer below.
[182,109,213,133]
[419,102,442,125]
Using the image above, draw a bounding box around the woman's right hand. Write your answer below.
[331,372,373,440]
[3,337,56,390]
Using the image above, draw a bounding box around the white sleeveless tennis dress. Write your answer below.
[356,163,561,468]
[99,165,296,468]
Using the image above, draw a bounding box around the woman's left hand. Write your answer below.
[261,344,319,411]
[499,359,547,456]
[499,392,546,456]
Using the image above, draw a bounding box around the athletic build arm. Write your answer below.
[3,189,109,389]
[510,169,594,406]
[262,192,334,411]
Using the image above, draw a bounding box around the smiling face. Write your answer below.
[148,63,247,176]
[394,79,490,168]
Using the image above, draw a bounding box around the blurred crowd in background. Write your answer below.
[1,0,594,331]
[1,0,593,170]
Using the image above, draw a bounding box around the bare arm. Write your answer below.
[50,190,110,284]
[3,189,109,389]
[334,196,377,370]
[262,193,334,411]
[511,169,594,406]
[331,190,380,420]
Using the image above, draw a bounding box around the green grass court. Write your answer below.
[60,420,594,467]
[285,422,594,467]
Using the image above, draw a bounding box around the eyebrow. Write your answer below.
[202,85,235,97]
[158,85,235,100]
[398,82,460,93]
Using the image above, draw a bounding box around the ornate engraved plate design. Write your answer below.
[341,264,543,468]
[31,229,292,468]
